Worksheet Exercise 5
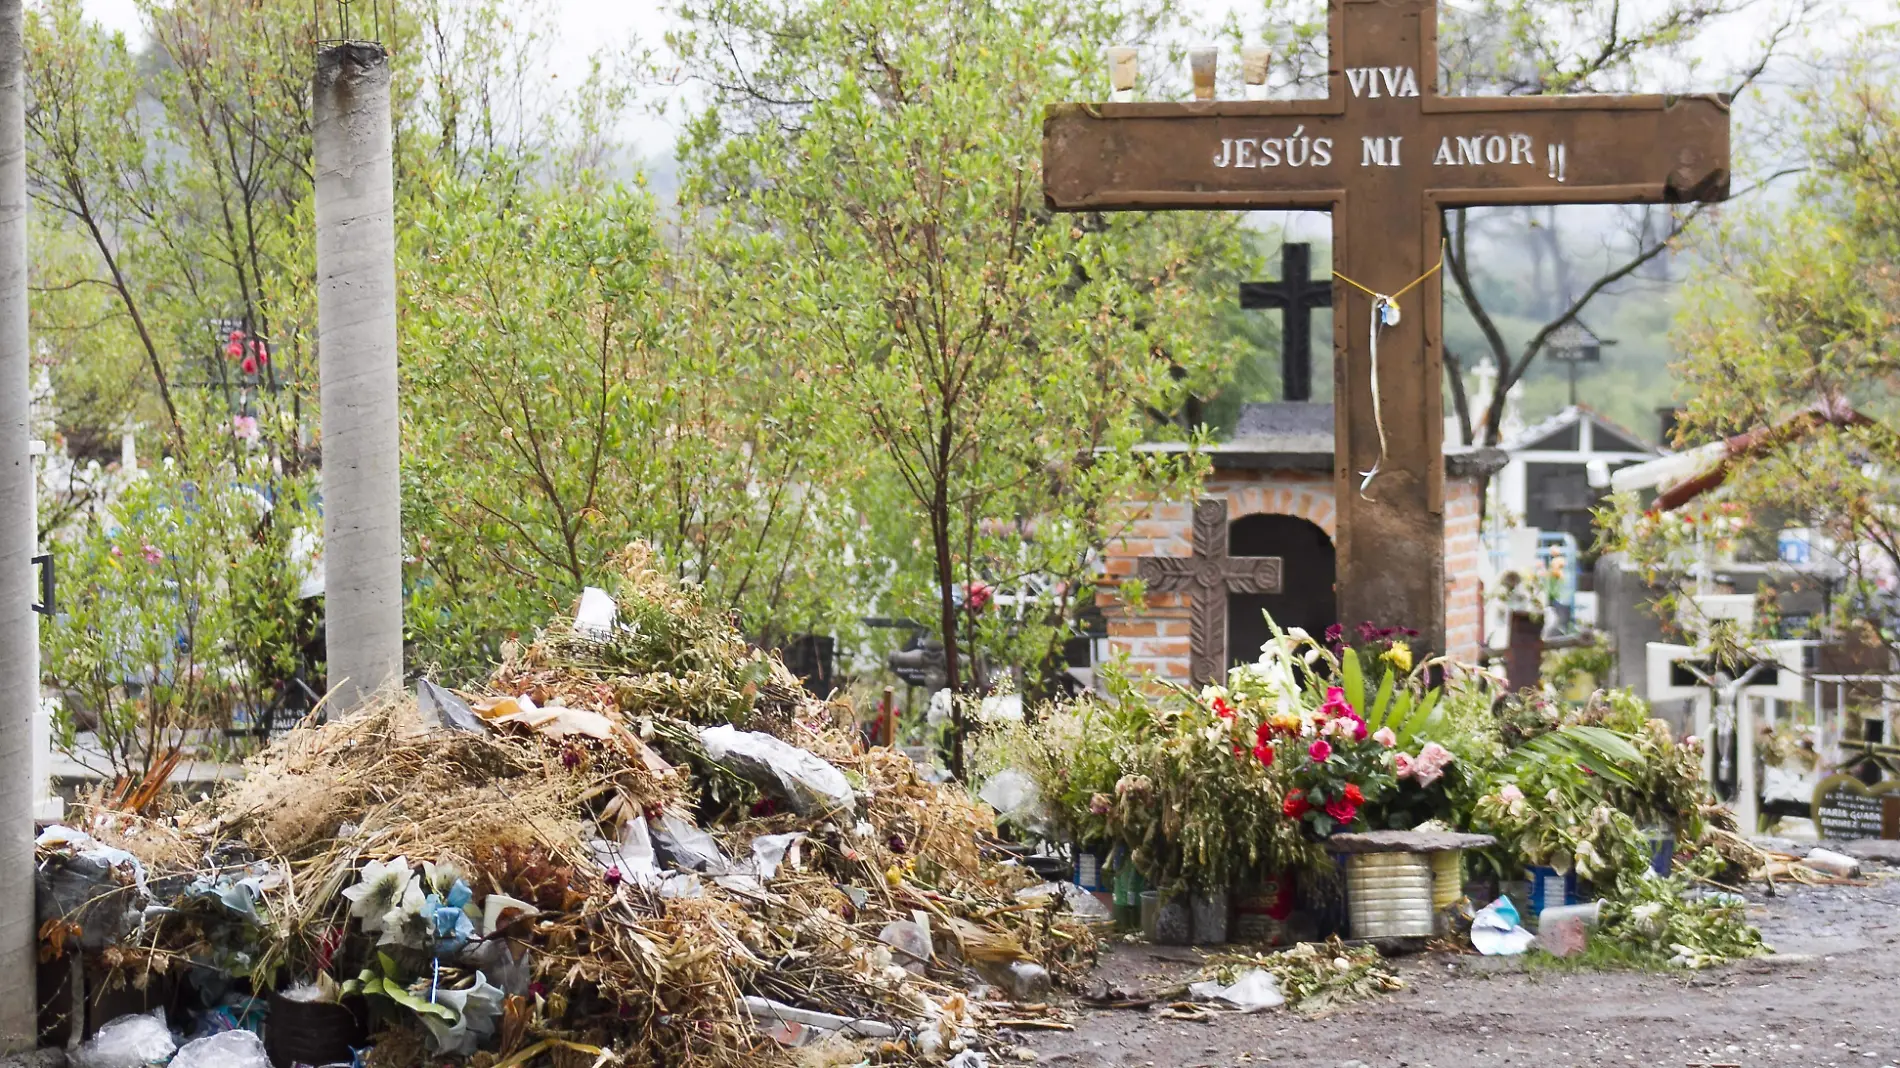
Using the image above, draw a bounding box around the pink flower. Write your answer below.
[1307,738,1332,763]
[1348,716,1368,742]
[1498,784,1524,803]
[1372,726,1398,748]
[232,415,259,442]
[225,340,244,359]
[1411,742,1454,787]
[240,355,259,375]
[1394,752,1413,779]
[1319,686,1354,719]
[140,543,163,564]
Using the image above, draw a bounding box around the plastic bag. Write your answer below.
[1188,968,1285,1013]
[977,769,1043,830]
[1471,895,1535,956]
[73,1010,177,1068]
[170,1029,268,1068]
[699,725,856,817]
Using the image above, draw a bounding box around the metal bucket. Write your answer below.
[1346,852,1435,939]
[1430,849,1464,911]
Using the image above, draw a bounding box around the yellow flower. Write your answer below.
[1384,641,1413,673]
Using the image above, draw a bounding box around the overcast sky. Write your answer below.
[78,0,1878,178]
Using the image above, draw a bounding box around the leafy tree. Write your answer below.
[399,170,868,680]
[671,0,1246,771]
[1431,0,1811,449]
[1602,35,1900,652]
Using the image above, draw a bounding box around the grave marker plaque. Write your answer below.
[1811,774,1900,841]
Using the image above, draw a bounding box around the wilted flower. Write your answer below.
[1498,784,1524,803]
[1088,792,1112,816]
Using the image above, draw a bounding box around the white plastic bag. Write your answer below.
[1471,895,1535,956]
[73,1010,176,1068]
[699,725,856,817]
[170,1029,269,1068]
[1188,968,1285,1012]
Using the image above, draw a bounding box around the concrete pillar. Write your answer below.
[0,0,36,1043]
[314,44,402,712]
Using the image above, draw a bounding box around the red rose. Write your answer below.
[1255,721,1273,745]
[1342,782,1364,805]
[1212,696,1236,719]
[1325,796,1358,824]
[1282,789,1308,818]
[1253,742,1274,767]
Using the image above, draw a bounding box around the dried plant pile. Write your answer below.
[57,547,1097,1068]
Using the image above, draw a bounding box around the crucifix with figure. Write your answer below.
[1048,0,1728,659]
[1241,243,1332,403]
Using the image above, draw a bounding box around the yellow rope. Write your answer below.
[1330,245,1444,501]
[1331,252,1444,312]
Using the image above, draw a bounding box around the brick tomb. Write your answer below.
[1100,403,1500,684]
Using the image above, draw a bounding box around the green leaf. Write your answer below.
[1341,649,1366,716]
[1508,725,1646,787]
[1370,670,1396,725]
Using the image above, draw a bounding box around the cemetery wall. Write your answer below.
[1099,473,1486,683]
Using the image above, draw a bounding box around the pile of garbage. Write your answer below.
[38,546,1098,1067]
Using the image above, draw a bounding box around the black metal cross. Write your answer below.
[1137,498,1283,684]
[1238,243,1331,403]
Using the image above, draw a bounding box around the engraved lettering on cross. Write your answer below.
[1136,499,1282,685]
[1044,0,1730,649]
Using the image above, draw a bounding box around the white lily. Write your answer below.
[340,856,412,934]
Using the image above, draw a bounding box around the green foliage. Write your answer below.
[42,414,314,777]
[669,0,1245,722]
[1601,31,1900,648]
[398,171,865,681]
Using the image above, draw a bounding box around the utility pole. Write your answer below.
[0,0,37,1044]
[314,37,403,713]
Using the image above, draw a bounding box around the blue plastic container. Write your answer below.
[1647,831,1676,876]
[1525,865,1579,917]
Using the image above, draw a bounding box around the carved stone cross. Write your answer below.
[1138,498,1283,684]
[1045,0,1730,651]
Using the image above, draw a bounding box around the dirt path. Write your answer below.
[1021,872,1900,1068]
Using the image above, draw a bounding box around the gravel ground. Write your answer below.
[1022,865,1900,1068]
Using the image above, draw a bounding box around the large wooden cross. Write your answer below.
[1240,242,1331,402]
[1046,0,1729,650]
[1138,498,1282,683]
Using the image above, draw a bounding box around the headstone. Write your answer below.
[1135,498,1282,683]
[1812,774,1900,841]
[1042,0,1731,648]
